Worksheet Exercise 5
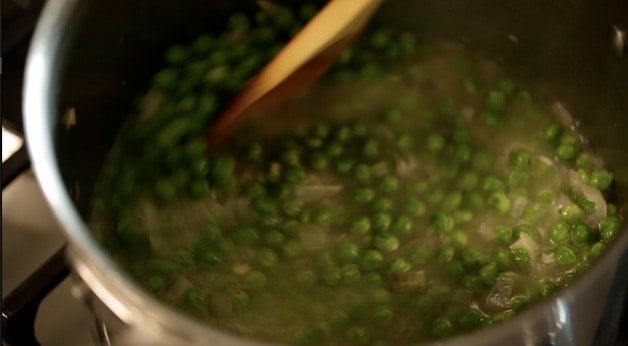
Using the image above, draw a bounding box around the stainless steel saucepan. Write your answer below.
[23,0,628,344]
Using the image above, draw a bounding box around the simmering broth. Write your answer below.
[89,3,620,344]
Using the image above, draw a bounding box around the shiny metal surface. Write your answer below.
[24,0,628,345]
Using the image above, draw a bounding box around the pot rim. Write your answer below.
[23,0,628,344]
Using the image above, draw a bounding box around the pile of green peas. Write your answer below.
[89,3,622,345]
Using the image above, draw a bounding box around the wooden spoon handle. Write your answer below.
[209,0,385,144]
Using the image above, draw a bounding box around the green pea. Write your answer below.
[281,148,300,166]
[218,238,235,253]
[575,152,594,170]
[428,189,445,205]
[342,264,361,284]
[482,176,505,192]
[516,90,532,103]
[334,125,353,142]
[488,192,511,213]
[559,203,583,224]
[454,144,473,163]
[353,188,376,204]
[350,217,372,235]
[511,294,531,311]
[442,191,462,211]
[345,326,370,345]
[296,270,317,287]
[309,151,328,170]
[379,175,399,193]
[372,306,394,325]
[391,216,413,236]
[337,243,360,263]
[407,247,429,265]
[431,317,453,339]
[457,172,479,190]
[261,215,282,228]
[537,189,555,205]
[176,250,195,268]
[181,287,205,311]
[322,267,343,286]
[537,280,558,297]
[188,179,210,199]
[210,156,237,191]
[511,247,531,267]
[353,164,372,183]
[508,148,532,168]
[372,213,392,232]
[282,199,304,217]
[450,230,469,248]
[145,276,166,292]
[257,248,278,267]
[371,197,393,212]
[373,233,399,252]
[283,240,302,258]
[363,139,380,158]
[590,169,613,190]
[234,225,259,244]
[507,169,527,188]
[462,275,483,292]
[165,45,189,65]
[294,328,324,346]
[264,230,285,248]
[460,193,483,214]
[155,178,177,203]
[360,250,384,270]
[426,133,445,152]
[513,225,541,242]
[549,222,570,244]
[335,157,355,174]
[494,225,513,246]
[364,272,383,286]
[388,258,411,276]
[445,261,465,281]
[560,132,579,145]
[408,179,428,194]
[556,144,577,161]
[458,308,489,330]
[152,69,178,90]
[600,215,620,241]
[454,210,474,224]
[432,212,455,232]
[231,289,250,311]
[396,134,413,150]
[590,242,605,257]
[405,198,426,217]
[244,181,266,199]
[486,89,507,111]
[479,263,499,285]
[312,123,330,138]
[284,166,307,184]
[436,246,456,263]
[350,120,369,137]
[198,249,222,267]
[462,248,487,269]
[544,123,563,141]
[491,249,514,270]
[252,196,277,215]
[246,270,268,289]
[325,141,344,157]
[571,223,591,244]
[472,151,493,171]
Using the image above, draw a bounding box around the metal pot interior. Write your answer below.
[29,0,628,344]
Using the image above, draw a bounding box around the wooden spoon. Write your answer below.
[208,0,385,145]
